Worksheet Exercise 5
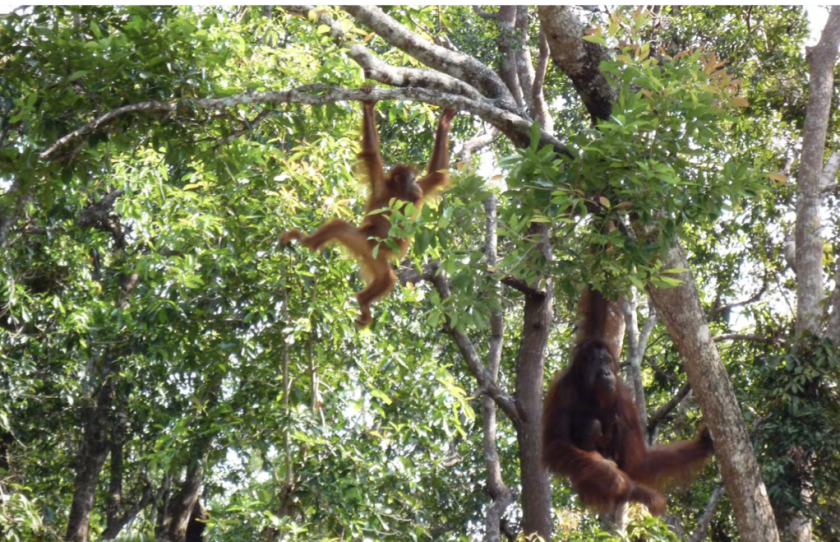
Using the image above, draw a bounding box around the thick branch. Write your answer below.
[623,294,655,426]
[343,6,516,104]
[496,273,547,298]
[482,195,513,542]
[473,6,498,20]
[458,124,500,163]
[514,7,536,112]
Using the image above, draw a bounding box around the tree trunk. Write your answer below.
[482,195,513,542]
[646,238,780,542]
[156,464,204,542]
[794,6,840,339]
[514,223,553,541]
[66,354,117,542]
[788,8,840,542]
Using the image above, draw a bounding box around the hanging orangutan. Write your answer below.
[282,96,456,326]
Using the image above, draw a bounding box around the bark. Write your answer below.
[818,152,840,192]
[104,404,126,535]
[482,195,513,542]
[794,6,840,339]
[513,222,553,541]
[538,6,616,121]
[645,238,779,542]
[67,191,133,542]
[186,501,208,542]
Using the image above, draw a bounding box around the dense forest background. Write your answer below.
[2,5,840,542]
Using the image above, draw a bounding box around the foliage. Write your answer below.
[752,336,840,539]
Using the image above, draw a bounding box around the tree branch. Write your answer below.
[472,6,498,20]
[458,124,500,163]
[343,6,516,104]
[708,280,768,322]
[647,382,691,432]
[795,5,840,337]
[285,5,487,102]
[428,264,521,426]
[482,194,514,542]
[532,29,554,133]
[42,86,570,162]
[493,272,547,298]
[497,6,525,108]
[687,486,725,542]
[514,7,536,112]
[713,334,787,346]
[819,152,840,192]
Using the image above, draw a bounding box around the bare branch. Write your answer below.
[795,5,840,337]
[482,194,513,542]
[343,6,516,104]
[41,100,176,160]
[647,382,691,431]
[216,109,273,147]
[687,486,726,542]
[708,280,768,322]
[495,273,547,298]
[713,334,787,346]
[514,6,536,112]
